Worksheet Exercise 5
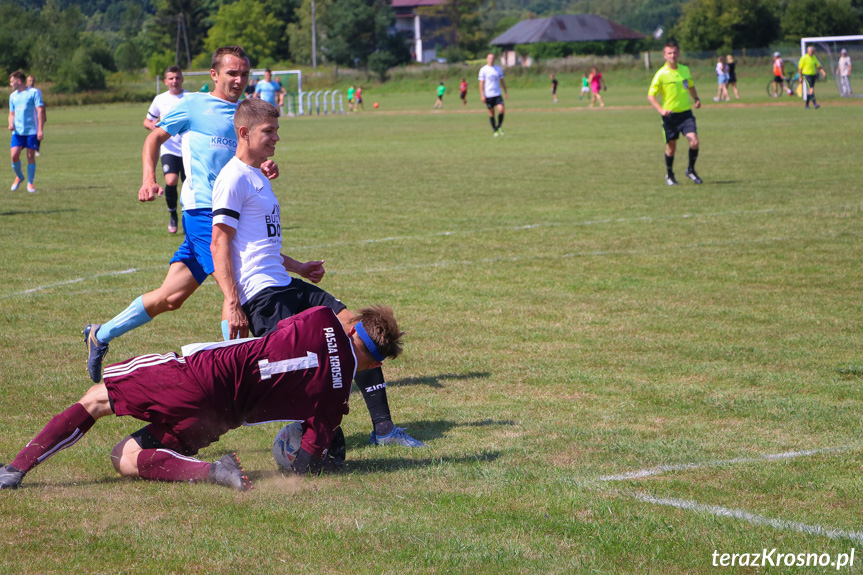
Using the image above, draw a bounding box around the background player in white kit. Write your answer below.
[144,66,188,233]
[211,98,427,448]
[478,53,508,137]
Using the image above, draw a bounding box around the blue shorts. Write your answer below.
[10,133,39,151]
[169,209,213,284]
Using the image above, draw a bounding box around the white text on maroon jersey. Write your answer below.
[323,327,343,388]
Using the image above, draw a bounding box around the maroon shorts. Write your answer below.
[104,353,234,456]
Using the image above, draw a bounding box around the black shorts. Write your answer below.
[242,279,347,337]
[662,110,697,142]
[161,154,185,180]
[485,95,503,109]
[460,91,467,100]
[728,73,737,83]
[803,74,817,89]
[774,75,784,83]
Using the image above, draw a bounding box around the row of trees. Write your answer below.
[2,0,862,92]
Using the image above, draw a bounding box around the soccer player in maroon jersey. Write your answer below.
[211,98,426,448]
[0,305,404,491]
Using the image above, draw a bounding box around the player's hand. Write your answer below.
[223,298,249,339]
[504,93,509,100]
[261,160,279,180]
[661,109,672,117]
[298,260,325,284]
[138,181,163,202]
[694,99,702,109]
[37,130,43,141]
[7,124,13,132]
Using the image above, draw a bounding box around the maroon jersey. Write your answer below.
[104,306,356,457]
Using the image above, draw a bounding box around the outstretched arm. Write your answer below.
[282,255,325,283]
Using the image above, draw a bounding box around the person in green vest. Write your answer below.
[798,45,827,109]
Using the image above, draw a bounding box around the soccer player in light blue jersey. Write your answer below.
[8,70,44,193]
[253,68,279,106]
[83,46,279,383]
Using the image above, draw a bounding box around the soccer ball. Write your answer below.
[273,422,303,470]
[373,102,379,108]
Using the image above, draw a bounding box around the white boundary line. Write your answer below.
[595,445,862,544]
[630,493,863,545]
[599,446,853,481]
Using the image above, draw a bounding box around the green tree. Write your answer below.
[416,0,490,60]
[29,0,87,79]
[203,0,283,66]
[321,0,393,66]
[287,0,330,66]
[0,1,36,75]
[675,0,779,51]
[781,0,861,40]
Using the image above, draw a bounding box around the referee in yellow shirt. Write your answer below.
[798,45,827,109]
[648,41,703,186]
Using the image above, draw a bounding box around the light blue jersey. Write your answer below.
[254,80,278,105]
[9,88,43,135]
[157,92,238,210]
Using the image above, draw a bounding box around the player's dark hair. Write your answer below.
[10,70,26,83]
[165,65,182,76]
[664,40,679,50]
[356,306,404,360]
[211,46,249,70]
[234,98,279,136]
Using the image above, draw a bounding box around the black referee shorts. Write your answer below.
[662,110,697,142]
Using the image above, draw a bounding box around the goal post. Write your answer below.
[156,69,305,113]
[800,35,863,98]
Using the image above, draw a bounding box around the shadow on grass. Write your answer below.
[251,449,503,481]
[0,208,78,217]
[384,371,491,388]
[345,417,517,446]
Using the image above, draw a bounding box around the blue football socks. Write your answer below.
[96,296,152,344]
[12,162,24,181]
[27,163,35,184]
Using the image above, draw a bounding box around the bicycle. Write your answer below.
[766,71,799,98]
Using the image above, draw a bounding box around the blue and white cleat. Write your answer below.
[370,427,427,448]
[83,324,109,383]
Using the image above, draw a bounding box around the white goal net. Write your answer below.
[801,35,863,97]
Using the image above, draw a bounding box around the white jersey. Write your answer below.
[147,90,188,157]
[478,64,504,98]
[212,156,292,304]
[838,55,852,76]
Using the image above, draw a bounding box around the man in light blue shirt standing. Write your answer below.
[8,70,44,193]
[254,69,280,107]
[82,45,279,384]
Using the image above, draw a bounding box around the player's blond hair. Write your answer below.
[355,305,404,360]
[234,98,279,136]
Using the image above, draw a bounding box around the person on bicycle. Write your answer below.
[772,52,787,98]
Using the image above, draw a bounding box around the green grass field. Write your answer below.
[1,74,862,573]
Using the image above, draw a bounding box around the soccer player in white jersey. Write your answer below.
[144,66,188,233]
[83,46,279,384]
[210,98,426,448]
[478,53,508,137]
[8,70,44,193]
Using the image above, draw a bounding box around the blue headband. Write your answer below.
[355,321,386,363]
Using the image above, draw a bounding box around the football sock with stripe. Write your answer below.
[665,154,674,176]
[12,161,24,181]
[11,403,95,473]
[27,162,35,183]
[355,367,395,436]
[136,449,211,482]
[97,295,152,344]
[688,147,698,171]
[164,184,178,211]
